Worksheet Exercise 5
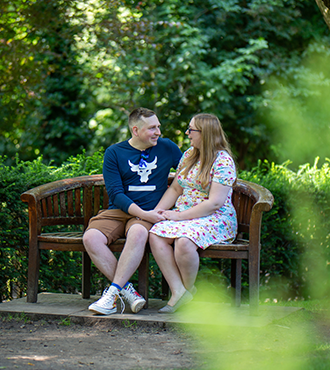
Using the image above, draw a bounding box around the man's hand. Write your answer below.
[162,210,181,221]
[140,209,166,224]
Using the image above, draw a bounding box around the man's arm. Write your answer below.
[103,146,134,213]
[103,145,166,223]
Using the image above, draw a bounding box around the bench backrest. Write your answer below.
[21,174,273,239]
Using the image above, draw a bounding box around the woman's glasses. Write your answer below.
[187,127,201,134]
[139,150,149,168]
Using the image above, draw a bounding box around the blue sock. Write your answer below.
[123,282,130,289]
[111,283,122,291]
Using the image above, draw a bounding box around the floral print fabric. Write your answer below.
[150,148,238,250]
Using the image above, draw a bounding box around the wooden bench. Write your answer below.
[21,174,273,313]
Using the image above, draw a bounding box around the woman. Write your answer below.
[149,113,237,313]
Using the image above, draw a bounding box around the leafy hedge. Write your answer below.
[0,151,105,301]
[1,152,329,302]
[240,158,330,301]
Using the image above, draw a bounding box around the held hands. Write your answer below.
[160,210,181,221]
[140,209,166,224]
[139,209,182,223]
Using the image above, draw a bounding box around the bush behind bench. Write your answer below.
[1,151,329,302]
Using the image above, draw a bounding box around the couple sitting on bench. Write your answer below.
[83,107,237,315]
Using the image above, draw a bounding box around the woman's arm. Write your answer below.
[156,176,183,211]
[127,176,183,223]
[163,181,230,221]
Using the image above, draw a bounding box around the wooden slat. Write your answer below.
[238,224,249,234]
[60,192,66,217]
[201,250,248,259]
[40,216,84,226]
[237,193,245,224]
[103,187,108,209]
[84,187,93,229]
[38,234,126,253]
[53,194,59,216]
[232,191,240,215]
[41,199,47,217]
[75,188,81,216]
[40,217,84,227]
[67,190,74,216]
[93,186,100,215]
[47,196,53,217]
[39,232,83,242]
[207,242,249,251]
[244,196,253,224]
[39,242,85,251]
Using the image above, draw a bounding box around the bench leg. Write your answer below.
[249,252,260,315]
[82,252,91,299]
[231,259,242,307]
[161,275,169,301]
[27,245,40,303]
[138,250,149,309]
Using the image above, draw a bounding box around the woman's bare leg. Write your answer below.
[174,237,200,291]
[149,233,186,306]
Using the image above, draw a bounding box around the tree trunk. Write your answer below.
[315,0,330,29]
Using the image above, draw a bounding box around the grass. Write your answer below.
[1,311,29,323]
[183,297,330,370]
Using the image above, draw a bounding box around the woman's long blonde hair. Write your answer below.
[180,113,234,189]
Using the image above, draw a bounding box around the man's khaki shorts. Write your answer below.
[85,209,153,246]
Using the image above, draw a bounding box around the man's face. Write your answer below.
[136,115,161,148]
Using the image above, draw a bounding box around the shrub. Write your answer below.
[1,152,329,303]
[0,150,104,301]
[239,158,330,301]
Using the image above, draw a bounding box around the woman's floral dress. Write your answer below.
[150,147,237,250]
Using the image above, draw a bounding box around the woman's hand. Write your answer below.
[162,210,181,221]
[141,209,166,223]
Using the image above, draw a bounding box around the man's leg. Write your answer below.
[84,213,150,315]
[83,228,118,281]
[112,223,149,288]
[83,209,128,282]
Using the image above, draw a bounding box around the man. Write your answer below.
[83,107,182,315]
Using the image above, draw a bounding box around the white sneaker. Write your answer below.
[120,283,146,313]
[89,286,124,315]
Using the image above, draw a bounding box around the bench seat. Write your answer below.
[21,174,274,314]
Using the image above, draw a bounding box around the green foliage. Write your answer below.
[262,46,330,168]
[1,1,329,168]
[0,150,104,301]
[91,0,329,168]
[59,317,72,326]
[239,158,330,301]
[0,0,95,165]
[1,151,330,303]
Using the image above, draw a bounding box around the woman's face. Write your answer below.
[186,118,202,149]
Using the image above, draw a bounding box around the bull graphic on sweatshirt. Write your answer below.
[128,157,158,183]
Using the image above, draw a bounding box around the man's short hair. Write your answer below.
[128,108,156,131]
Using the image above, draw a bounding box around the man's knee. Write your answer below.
[127,223,149,239]
[83,229,107,251]
[125,224,149,250]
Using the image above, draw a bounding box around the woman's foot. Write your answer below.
[167,287,187,307]
[158,290,193,313]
